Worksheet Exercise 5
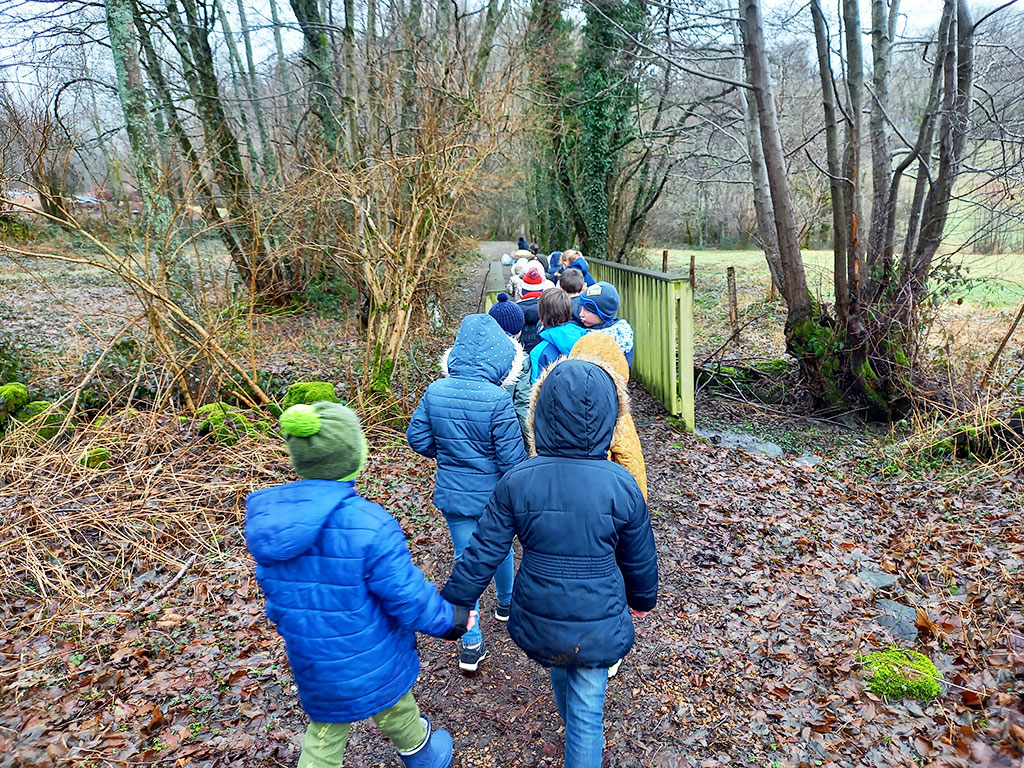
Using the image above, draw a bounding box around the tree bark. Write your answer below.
[733,9,784,297]
[289,0,344,153]
[841,0,865,303]
[740,0,811,325]
[910,0,973,285]
[236,0,278,181]
[268,0,300,145]
[810,0,849,324]
[866,0,899,265]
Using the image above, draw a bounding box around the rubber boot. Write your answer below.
[398,716,453,768]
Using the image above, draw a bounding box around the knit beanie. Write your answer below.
[522,267,544,289]
[489,292,525,335]
[279,402,367,481]
[579,281,621,323]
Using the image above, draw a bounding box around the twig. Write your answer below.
[979,302,1024,390]
[712,391,864,428]
[698,313,768,367]
[128,554,198,616]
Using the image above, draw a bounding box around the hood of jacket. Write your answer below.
[245,479,353,565]
[441,314,525,387]
[527,358,617,459]
[539,322,589,355]
[569,331,632,443]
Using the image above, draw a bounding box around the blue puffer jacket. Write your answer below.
[407,314,529,519]
[442,359,658,668]
[529,322,589,384]
[245,480,460,722]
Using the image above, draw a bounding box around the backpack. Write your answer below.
[517,297,541,353]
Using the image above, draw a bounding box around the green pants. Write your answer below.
[297,691,427,768]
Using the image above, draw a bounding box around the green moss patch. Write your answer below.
[194,402,271,446]
[13,400,70,439]
[80,447,111,469]
[281,382,341,410]
[859,648,942,701]
[0,382,30,423]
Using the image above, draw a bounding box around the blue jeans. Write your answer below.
[549,666,608,768]
[445,514,514,647]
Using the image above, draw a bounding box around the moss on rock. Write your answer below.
[194,402,271,446]
[80,447,111,469]
[281,382,341,410]
[0,382,30,423]
[14,400,69,439]
[859,648,942,701]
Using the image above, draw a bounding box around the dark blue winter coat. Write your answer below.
[547,251,563,281]
[517,296,542,353]
[407,314,528,519]
[245,480,461,722]
[441,359,658,668]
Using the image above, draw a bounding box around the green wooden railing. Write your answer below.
[484,261,505,311]
[587,259,694,431]
[481,257,694,431]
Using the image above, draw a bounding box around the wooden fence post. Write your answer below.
[727,266,739,341]
[689,253,696,288]
[662,249,669,272]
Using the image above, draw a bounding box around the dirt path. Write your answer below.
[3,243,1021,768]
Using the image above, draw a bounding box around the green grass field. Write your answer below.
[648,248,1024,309]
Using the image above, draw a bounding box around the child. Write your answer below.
[520,266,553,300]
[578,281,635,368]
[489,292,532,442]
[529,288,588,384]
[507,256,529,298]
[559,249,595,286]
[245,402,473,768]
[407,314,528,672]
[570,333,647,499]
[546,250,563,281]
[441,358,658,768]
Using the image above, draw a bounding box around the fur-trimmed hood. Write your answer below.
[441,314,526,388]
[525,333,631,457]
[526,357,619,459]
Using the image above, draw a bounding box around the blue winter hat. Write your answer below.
[579,281,620,323]
[488,292,525,335]
[517,236,530,250]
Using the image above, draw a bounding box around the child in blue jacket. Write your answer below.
[441,358,658,768]
[406,314,529,672]
[529,288,588,384]
[246,402,472,768]
[578,281,635,368]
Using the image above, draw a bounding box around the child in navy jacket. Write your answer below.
[407,313,528,672]
[246,402,471,768]
[442,358,658,768]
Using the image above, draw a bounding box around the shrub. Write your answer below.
[281,382,341,409]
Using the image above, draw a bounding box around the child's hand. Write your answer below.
[467,610,478,631]
[630,609,649,619]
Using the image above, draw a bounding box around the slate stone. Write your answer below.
[858,570,897,590]
[876,599,919,643]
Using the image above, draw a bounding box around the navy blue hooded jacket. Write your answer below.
[245,480,463,722]
[441,359,658,668]
[407,314,528,519]
[517,296,542,353]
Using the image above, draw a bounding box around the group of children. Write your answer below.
[243,240,657,768]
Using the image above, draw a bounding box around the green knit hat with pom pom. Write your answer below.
[279,401,367,481]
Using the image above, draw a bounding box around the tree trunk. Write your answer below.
[841,0,865,304]
[740,0,811,326]
[236,0,278,181]
[289,0,344,153]
[810,0,849,324]
[910,0,973,286]
[268,0,300,145]
[213,0,259,179]
[866,0,899,265]
[733,10,784,297]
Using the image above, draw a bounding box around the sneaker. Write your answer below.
[608,659,622,678]
[459,641,488,672]
[494,603,510,622]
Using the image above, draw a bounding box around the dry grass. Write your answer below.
[0,412,287,639]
